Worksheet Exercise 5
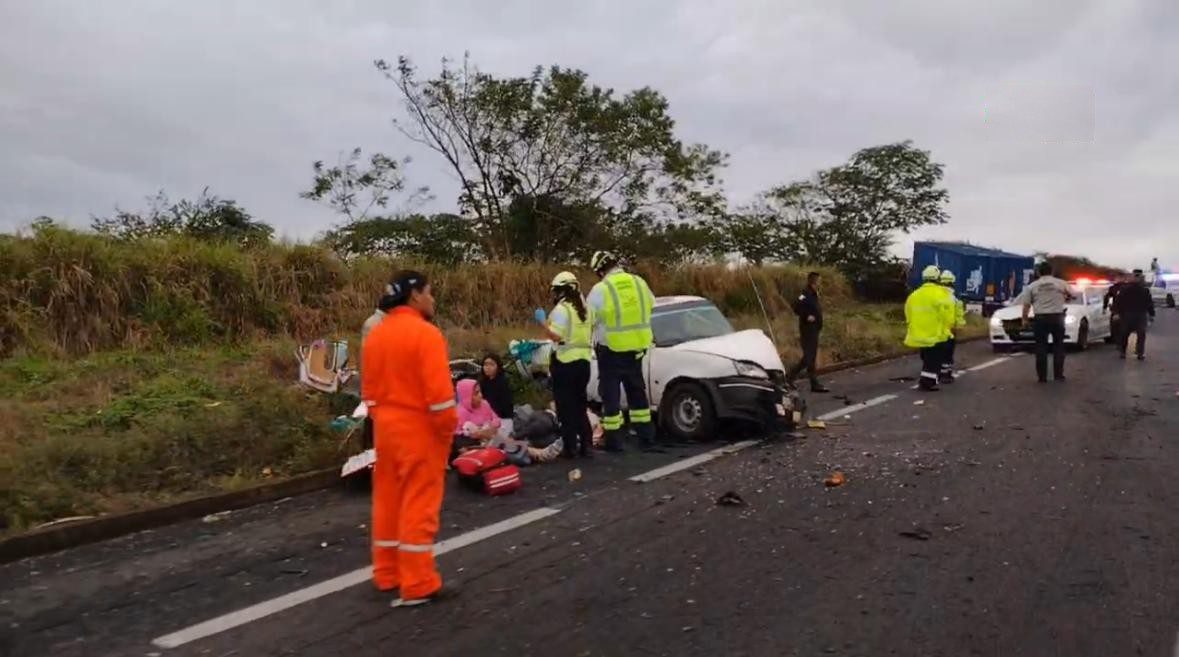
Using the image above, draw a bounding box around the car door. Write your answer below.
[1088,288,1110,336]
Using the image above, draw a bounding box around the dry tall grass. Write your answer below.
[3,227,952,533]
[0,227,848,357]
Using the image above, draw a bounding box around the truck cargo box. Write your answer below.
[910,242,1035,314]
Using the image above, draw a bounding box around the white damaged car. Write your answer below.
[989,280,1113,352]
[587,296,803,441]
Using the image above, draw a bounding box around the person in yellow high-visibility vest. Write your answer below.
[586,251,657,451]
[938,270,967,383]
[905,265,955,391]
[535,271,595,458]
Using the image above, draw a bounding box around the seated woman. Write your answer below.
[453,378,534,465]
[452,379,500,458]
[478,354,515,438]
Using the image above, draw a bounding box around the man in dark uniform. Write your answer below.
[1103,273,1129,347]
[787,272,829,393]
[1111,269,1155,360]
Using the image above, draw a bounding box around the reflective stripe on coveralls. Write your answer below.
[361,305,458,597]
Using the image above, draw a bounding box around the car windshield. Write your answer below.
[651,303,734,347]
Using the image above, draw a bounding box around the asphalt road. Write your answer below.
[3,311,1178,657]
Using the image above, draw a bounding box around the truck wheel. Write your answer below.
[661,381,717,443]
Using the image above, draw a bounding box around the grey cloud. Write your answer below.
[1,0,1176,269]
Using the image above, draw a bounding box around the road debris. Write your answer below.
[824,471,846,487]
[889,376,915,382]
[913,400,925,406]
[807,420,827,430]
[202,511,232,524]
[568,468,582,482]
[899,526,933,541]
[716,491,746,507]
[972,423,985,431]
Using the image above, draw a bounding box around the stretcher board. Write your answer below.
[341,449,376,478]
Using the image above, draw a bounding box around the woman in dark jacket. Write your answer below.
[478,353,515,435]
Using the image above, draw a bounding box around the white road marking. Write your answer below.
[151,507,561,649]
[628,440,759,483]
[966,357,1008,372]
[817,394,898,421]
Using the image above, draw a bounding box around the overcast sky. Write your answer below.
[2,0,1175,269]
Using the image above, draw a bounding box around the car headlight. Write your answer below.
[734,360,769,379]
[1065,315,1077,325]
[990,316,1002,328]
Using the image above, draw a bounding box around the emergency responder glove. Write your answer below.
[533,308,547,324]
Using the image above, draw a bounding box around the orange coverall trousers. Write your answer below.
[370,409,452,599]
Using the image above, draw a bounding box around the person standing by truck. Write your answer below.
[905,266,954,391]
[1111,269,1155,360]
[1015,262,1074,383]
[786,272,829,393]
[938,270,966,383]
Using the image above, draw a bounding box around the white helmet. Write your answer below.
[551,271,579,290]
[590,251,617,274]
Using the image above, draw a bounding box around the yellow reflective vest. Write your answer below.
[596,271,655,353]
[904,282,955,348]
[549,300,593,363]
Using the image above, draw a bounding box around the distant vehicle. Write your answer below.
[1147,274,1175,308]
[910,242,1036,316]
[586,296,803,441]
[989,279,1113,352]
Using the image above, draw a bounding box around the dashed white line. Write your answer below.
[628,440,759,483]
[817,394,898,421]
[155,440,769,649]
[966,357,1008,372]
[151,507,561,649]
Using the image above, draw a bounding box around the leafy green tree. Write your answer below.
[760,141,948,278]
[300,147,430,221]
[377,54,728,258]
[321,214,478,265]
[91,189,272,247]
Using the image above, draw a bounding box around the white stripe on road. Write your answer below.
[628,440,759,483]
[966,357,1008,372]
[817,394,898,421]
[151,507,561,649]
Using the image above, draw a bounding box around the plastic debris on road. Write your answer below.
[824,471,846,487]
[807,420,827,430]
[202,511,232,524]
[899,526,933,541]
[913,400,925,406]
[568,468,582,482]
[715,491,745,506]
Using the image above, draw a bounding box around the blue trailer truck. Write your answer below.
[910,242,1036,316]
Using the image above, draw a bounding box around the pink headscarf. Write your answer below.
[455,378,500,434]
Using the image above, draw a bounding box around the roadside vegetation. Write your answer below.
[1,52,978,534]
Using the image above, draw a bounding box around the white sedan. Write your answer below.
[586,296,803,441]
[989,281,1113,352]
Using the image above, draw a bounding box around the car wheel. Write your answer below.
[1075,321,1089,351]
[1168,294,1175,308]
[661,381,717,443]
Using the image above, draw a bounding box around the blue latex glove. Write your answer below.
[533,307,547,324]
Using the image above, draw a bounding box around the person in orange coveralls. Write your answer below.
[361,270,459,607]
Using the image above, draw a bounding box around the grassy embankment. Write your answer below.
[0,228,984,532]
